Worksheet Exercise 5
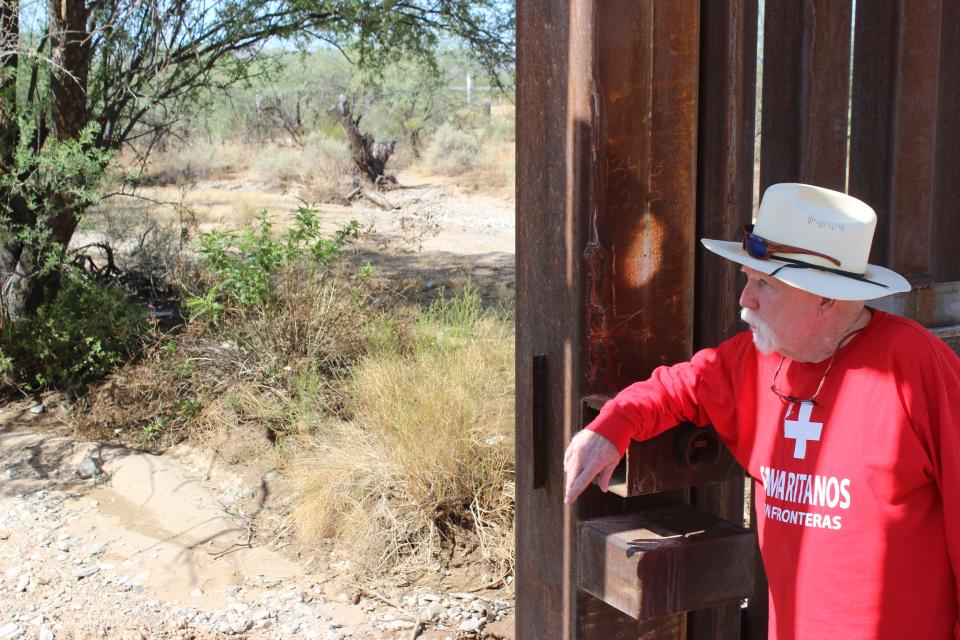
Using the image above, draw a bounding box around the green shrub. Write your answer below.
[0,273,147,392]
[187,204,360,321]
[424,123,482,176]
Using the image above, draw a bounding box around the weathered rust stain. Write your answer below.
[584,238,611,392]
[585,235,656,392]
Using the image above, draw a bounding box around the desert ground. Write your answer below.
[0,169,516,640]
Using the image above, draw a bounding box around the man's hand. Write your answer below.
[563,429,622,504]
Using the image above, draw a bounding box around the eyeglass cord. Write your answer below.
[768,257,889,288]
[770,320,870,407]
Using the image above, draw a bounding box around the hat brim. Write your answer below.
[701,239,911,301]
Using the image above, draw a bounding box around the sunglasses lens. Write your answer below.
[746,234,767,259]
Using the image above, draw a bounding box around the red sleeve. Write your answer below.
[586,332,753,455]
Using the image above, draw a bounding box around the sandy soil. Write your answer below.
[1,173,516,639]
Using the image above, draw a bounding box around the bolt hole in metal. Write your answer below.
[674,426,722,469]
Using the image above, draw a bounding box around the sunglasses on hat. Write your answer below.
[741,224,888,288]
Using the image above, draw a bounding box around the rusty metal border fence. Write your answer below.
[762,0,960,289]
[517,1,960,639]
[761,0,960,347]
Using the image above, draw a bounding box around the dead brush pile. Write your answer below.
[290,286,515,579]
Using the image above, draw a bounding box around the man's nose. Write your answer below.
[739,280,758,309]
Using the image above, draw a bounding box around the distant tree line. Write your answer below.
[0,0,514,321]
[176,46,502,184]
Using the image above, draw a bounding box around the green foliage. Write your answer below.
[187,204,361,320]
[0,118,112,275]
[0,272,147,392]
[423,282,485,333]
[289,0,514,88]
[85,0,512,153]
[200,50,355,144]
[140,417,167,444]
[3,118,111,212]
[357,53,468,144]
[192,46,490,151]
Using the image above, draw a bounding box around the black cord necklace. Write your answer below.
[770,313,870,413]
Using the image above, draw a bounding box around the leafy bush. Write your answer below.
[424,123,482,176]
[186,204,361,320]
[291,285,515,576]
[0,273,147,393]
[72,264,381,452]
[1,118,111,227]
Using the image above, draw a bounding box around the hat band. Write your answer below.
[767,256,889,289]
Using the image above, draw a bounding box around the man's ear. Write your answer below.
[818,297,837,314]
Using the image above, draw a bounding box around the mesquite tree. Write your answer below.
[330,94,398,184]
[0,0,513,321]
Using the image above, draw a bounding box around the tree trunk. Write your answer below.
[0,1,17,158]
[408,129,422,159]
[46,0,89,249]
[0,0,25,324]
[49,0,89,143]
[329,95,396,185]
[0,0,90,322]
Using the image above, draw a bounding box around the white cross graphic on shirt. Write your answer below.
[784,401,823,459]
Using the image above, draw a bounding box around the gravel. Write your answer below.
[1,400,516,639]
[0,484,514,638]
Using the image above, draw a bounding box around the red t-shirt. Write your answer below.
[588,310,960,639]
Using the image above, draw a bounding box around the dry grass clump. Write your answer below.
[250,134,352,192]
[424,123,482,176]
[420,123,514,196]
[96,186,301,227]
[456,141,515,196]
[290,287,515,577]
[124,136,355,204]
[132,141,253,185]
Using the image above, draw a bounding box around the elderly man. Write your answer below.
[563,183,960,639]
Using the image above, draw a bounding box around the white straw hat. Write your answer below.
[701,183,910,301]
